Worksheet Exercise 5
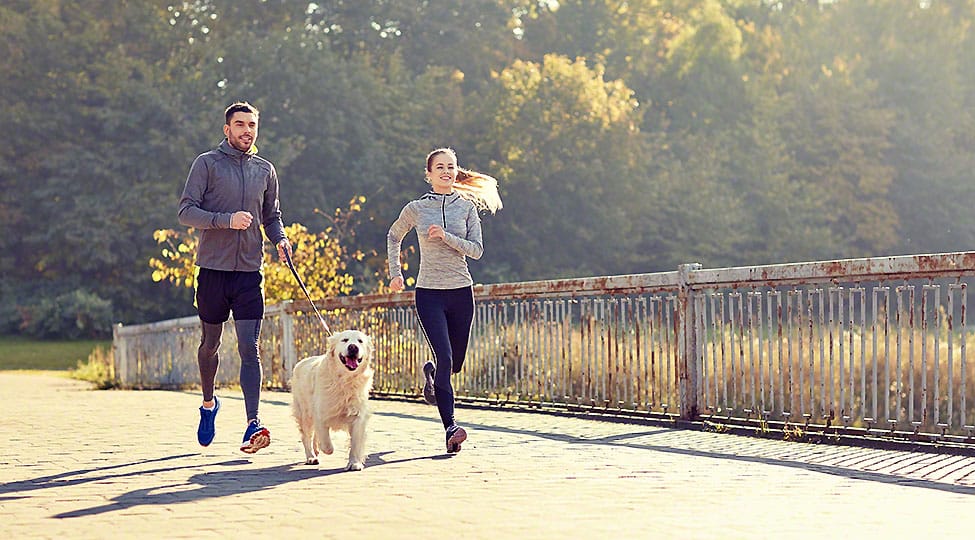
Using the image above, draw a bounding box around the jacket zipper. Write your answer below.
[237,157,246,271]
[441,195,447,228]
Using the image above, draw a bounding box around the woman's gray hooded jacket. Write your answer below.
[387,191,483,289]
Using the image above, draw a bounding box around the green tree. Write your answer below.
[846,0,975,253]
[0,0,198,324]
[472,54,646,279]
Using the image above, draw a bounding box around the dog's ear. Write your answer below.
[326,332,341,349]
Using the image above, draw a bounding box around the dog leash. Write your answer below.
[282,248,333,337]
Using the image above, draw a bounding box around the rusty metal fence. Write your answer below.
[114,251,975,444]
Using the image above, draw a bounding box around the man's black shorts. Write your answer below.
[196,268,264,324]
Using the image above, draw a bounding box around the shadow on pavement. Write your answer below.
[50,450,443,519]
[0,454,203,497]
[378,410,975,496]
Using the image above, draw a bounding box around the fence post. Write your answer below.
[678,263,702,420]
[113,323,127,387]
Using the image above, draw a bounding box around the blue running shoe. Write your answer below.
[240,419,271,454]
[422,361,437,405]
[197,397,220,447]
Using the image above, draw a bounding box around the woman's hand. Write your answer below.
[427,224,446,240]
[389,276,405,292]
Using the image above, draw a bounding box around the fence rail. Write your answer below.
[114,251,975,445]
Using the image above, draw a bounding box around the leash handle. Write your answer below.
[283,248,332,336]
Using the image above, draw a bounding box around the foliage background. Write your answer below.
[2,0,974,336]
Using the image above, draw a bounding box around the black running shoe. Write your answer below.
[422,361,437,405]
[446,425,467,454]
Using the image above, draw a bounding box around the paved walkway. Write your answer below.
[3,372,975,539]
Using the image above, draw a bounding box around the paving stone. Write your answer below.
[2,372,974,539]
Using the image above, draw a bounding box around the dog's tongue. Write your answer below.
[345,357,359,370]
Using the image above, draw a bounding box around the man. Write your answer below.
[178,101,292,453]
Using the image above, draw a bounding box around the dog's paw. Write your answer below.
[305,457,319,465]
[313,438,334,455]
[346,460,364,471]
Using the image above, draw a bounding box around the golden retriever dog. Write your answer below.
[291,330,374,471]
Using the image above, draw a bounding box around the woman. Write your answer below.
[386,148,502,453]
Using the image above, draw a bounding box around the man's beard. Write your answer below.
[230,135,252,152]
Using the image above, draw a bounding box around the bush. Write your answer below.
[0,280,22,334]
[0,302,21,335]
[21,289,115,339]
[70,344,116,389]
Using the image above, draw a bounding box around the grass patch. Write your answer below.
[0,335,112,371]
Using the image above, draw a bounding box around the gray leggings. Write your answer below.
[197,319,263,421]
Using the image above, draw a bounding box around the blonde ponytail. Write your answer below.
[455,167,503,214]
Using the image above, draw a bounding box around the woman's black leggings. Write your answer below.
[414,286,474,429]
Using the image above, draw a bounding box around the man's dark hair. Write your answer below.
[225,101,259,124]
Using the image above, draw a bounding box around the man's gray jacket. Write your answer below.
[178,139,286,272]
